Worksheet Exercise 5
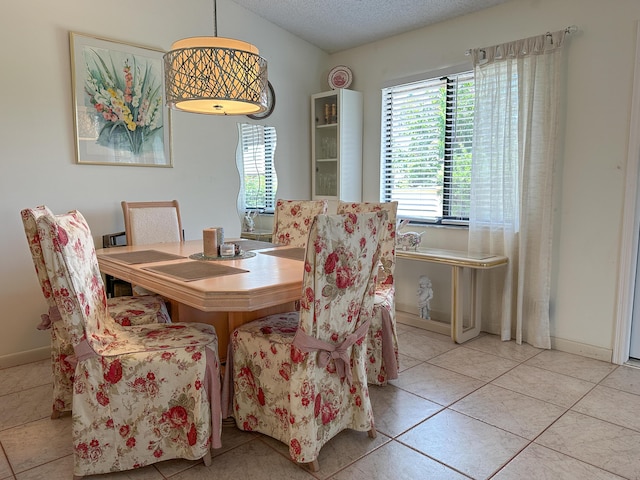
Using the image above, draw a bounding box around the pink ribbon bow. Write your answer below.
[293,319,370,386]
[37,306,62,330]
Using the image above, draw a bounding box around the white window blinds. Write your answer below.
[239,124,278,211]
[381,71,474,223]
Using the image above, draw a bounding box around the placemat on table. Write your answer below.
[143,262,248,282]
[237,239,276,251]
[102,250,186,264]
[259,247,306,261]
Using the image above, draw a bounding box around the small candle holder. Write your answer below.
[219,243,236,257]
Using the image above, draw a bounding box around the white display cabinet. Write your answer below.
[311,89,363,207]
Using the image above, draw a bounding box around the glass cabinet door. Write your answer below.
[315,159,337,196]
[311,89,362,203]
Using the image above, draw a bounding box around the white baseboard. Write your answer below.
[397,309,613,363]
[550,336,612,363]
[0,346,50,369]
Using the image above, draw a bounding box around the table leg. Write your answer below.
[176,301,297,362]
[451,266,461,342]
[452,267,482,343]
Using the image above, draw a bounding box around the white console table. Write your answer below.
[396,248,508,343]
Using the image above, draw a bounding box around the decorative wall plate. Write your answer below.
[247,81,276,120]
[328,65,353,89]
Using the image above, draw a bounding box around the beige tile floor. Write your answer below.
[2,323,640,479]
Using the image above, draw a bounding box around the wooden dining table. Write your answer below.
[96,239,305,359]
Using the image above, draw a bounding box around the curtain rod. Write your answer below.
[464,25,577,56]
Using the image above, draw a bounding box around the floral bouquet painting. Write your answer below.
[84,51,162,155]
[71,32,171,166]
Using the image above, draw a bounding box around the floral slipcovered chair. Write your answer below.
[272,199,328,247]
[337,201,399,386]
[228,211,385,471]
[36,210,221,478]
[21,206,171,419]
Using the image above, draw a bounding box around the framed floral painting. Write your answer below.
[70,32,172,167]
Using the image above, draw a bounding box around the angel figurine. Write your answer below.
[417,275,433,319]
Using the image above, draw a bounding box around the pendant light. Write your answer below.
[163,0,268,115]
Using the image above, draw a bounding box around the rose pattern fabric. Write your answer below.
[35,210,220,477]
[337,202,400,385]
[231,212,385,466]
[272,199,328,247]
[21,206,170,417]
[106,295,171,327]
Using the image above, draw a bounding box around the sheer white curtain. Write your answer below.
[469,30,568,348]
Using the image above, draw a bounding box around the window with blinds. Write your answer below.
[381,70,474,223]
[238,124,278,212]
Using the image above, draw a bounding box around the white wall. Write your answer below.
[0,0,327,365]
[327,0,640,360]
[4,0,638,366]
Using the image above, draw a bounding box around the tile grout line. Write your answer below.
[0,441,16,479]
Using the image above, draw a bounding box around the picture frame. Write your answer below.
[69,32,172,167]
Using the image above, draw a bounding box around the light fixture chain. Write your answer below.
[213,0,218,37]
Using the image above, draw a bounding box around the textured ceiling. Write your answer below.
[232,0,512,53]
